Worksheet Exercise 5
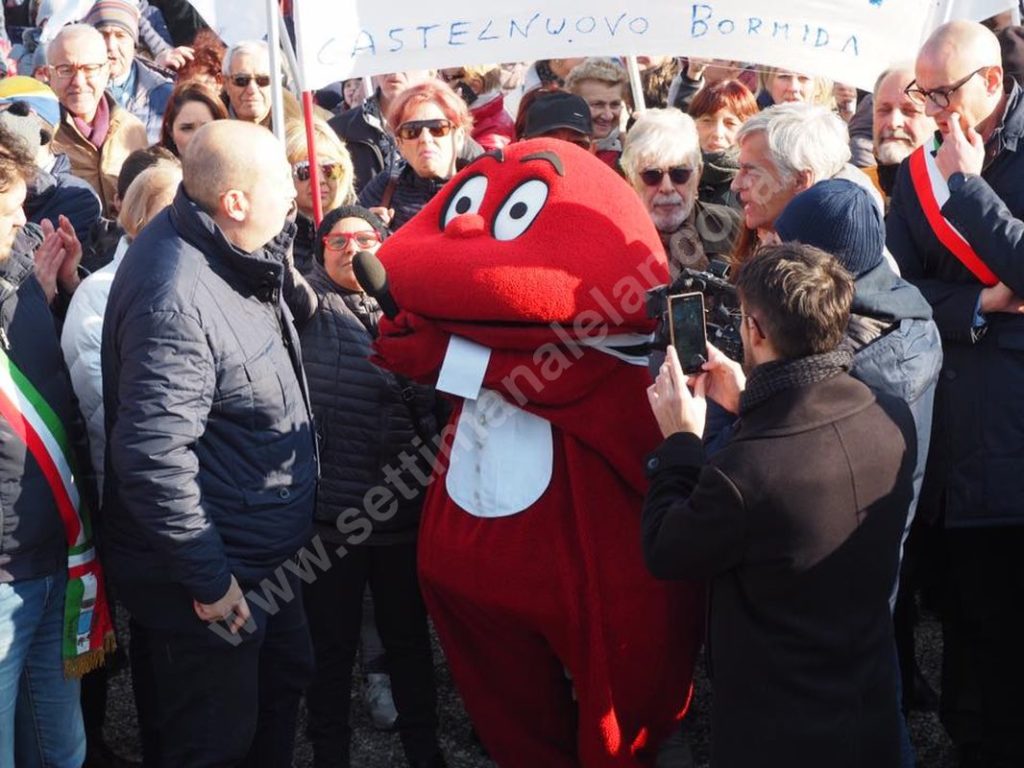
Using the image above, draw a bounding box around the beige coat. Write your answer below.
[52,94,148,217]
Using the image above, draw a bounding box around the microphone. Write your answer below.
[353,250,399,319]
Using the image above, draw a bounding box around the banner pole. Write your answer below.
[267,0,286,142]
[278,6,303,92]
[302,91,324,228]
[626,56,646,115]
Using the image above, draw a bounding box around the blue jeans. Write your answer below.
[0,572,85,768]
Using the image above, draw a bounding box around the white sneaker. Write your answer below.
[364,672,398,731]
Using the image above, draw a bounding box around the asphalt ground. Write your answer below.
[102,604,956,767]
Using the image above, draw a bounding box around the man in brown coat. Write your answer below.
[642,243,917,767]
[48,24,147,216]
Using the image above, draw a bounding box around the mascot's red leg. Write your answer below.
[554,441,702,767]
[421,577,580,766]
[418,437,702,767]
[556,593,696,767]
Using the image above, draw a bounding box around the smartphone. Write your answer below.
[667,292,708,375]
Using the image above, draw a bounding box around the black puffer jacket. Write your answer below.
[299,264,440,544]
[25,153,102,244]
[292,214,317,275]
[358,161,450,232]
[357,142,485,232]
[101,188,317,632]
[0,228,95,582]
[329,95,396,194]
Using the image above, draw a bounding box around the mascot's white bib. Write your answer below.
[446,391,553,518]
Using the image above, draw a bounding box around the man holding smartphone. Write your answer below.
[642,243,916,768]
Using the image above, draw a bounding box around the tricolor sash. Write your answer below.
[908,137,998,286]
[0,343,114,677]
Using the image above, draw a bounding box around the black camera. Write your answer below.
[646,259,744,363]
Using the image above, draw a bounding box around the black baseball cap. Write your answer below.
[522,91,593,139]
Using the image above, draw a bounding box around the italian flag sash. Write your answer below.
[908,137,999,286]
[0,344,114,677]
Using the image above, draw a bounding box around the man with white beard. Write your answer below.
[869,65,937,201]
[621,108,740,279]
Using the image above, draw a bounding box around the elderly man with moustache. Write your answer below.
[101,121,317,767]
[48,24,148,216]
[866,64,937,201]
[621,107,740,278]
[886,20,1024,767]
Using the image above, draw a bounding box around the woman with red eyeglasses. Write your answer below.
[297,204,447,768]
[285,116,356,273]
[358,79,482,231]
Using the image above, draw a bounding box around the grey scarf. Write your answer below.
[739,350,853,415]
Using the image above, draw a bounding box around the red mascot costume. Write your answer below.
[371,139,703,766]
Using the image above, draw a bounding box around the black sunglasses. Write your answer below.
[230,73,272,88]
[397,119,453,141]
[639,166,694,186]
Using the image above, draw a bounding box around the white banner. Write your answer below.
[41,0,271,44]
[39,0,94,43]
[293,0,1014,91]
[187,0,270,45]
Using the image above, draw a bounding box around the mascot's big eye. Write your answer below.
[442,175,488,228]
[493,180,548,241]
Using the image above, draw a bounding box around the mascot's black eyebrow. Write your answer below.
[464,148,564,177]
[467,148,505,168]
[520,151,564,177]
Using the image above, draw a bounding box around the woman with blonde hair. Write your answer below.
[285,116,356,273]
[758,67,835,108]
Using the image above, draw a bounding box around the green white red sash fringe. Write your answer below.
[0,345,115,677]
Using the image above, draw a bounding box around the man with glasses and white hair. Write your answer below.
[222,40,277,127]
[887,20,1024,767]
[621,107,739,278]
[49,24,147,216]
[731,103,874,232]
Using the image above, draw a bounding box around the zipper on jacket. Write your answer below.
[0,327,9,351]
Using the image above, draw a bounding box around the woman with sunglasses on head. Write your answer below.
[297,204,447,768]
[358,79,481,231]
[159,80,229,158]
[285,117,356,273]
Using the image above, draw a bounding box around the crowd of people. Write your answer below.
[0,1,1022,767]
